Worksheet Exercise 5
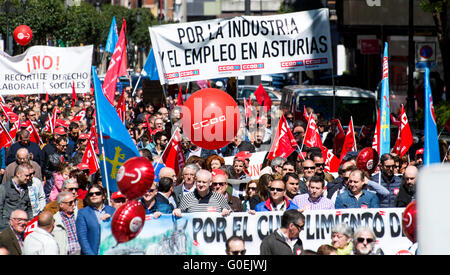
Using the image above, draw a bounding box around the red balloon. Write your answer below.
[356,147,379,174]
[111,200,146,244]
[13,25,33,46]
[116,157,155,200]
[402,201,417,243]
[181,88,241,150]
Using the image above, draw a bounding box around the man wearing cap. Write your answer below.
[110,191,127,209]
[412,148,424,168]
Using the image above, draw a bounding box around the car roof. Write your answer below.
[281,85,376,99]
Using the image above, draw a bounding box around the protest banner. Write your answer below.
[99,208,412,255]
[0,45,93,95]
[149,8,332,85]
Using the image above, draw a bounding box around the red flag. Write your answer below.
[161,129,185,176]
[322,147,340,173]
[51,107,61,132]
[116,90,126,122]
[244,98,252,120]
[340,117,356,162]
[303,115,323,149]
[268,115,298,160]
[330,118,345,154]
[8,120,20,141]
[43,112,53,133]
[71,81,77,107]
[71,109,86,122]
[0,122,13,148]
[0,102,19,123]
[372,109,381,153]
[102,19,128,105]
[254,84,272,111]
[82,140,100,176]
[177,86,184,106]
[398,105,413,157]
[89,124,99,155]
[24,216,39,239]
[23,120,42,145]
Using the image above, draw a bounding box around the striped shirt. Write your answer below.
[179,189,231,213]
[292,194,335,210]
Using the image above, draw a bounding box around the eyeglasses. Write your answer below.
[212,182,226,187]
[248,187,256,191]
[230,249,246,255]
[293,132,303,136]
[269,187,284,192]
[113,198,126,203]
[342,177,349,181]
[24,172,35,177]
[62,199,76,205]
[303,166,315,170]
[11,217,28,223]
[384,165,395,169]
[66,187,79,192]
[293,223,305,231]
[315,163,325,168]
[88,191,102,197]
[357,237,374,244]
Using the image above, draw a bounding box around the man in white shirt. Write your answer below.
[23,211,59,255]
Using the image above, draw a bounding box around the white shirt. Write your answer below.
[23,227,59,255]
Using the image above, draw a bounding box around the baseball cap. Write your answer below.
[415,148,424,156]
[54,127,67,135]
[77,162,89,171]
[111,191,126,200]
[234,151,252,161]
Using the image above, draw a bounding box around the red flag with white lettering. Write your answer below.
[82,140,100,176]
[303,115,323,149]
[23,120,42,145]
[330,118,345,154]
[322,147,340,173]
[372,109,381,153]
[102,19,128,105]
[398,105,413,157]
[268,115,297,160]
[340,117,356,162]
[161,128,185,176]
[0,102,19,123]
[0,122,13,148]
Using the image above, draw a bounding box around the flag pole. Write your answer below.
[351,116,357,151]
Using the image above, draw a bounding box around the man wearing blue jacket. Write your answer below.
[335,169,379,209]
[254,179,298,212]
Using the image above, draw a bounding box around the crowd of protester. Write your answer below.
[0,85,448,255]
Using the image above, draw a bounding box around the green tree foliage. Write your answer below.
[0,0,156,52]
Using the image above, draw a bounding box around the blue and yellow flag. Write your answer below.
[105,16,119,54]
[424,67,440,165]
[92,67,140,193]
[379,42,390,156]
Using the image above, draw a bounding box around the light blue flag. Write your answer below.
[142,48,159,80]
[379,42,390,156]
[424,67,440,165]
[105,16,119,54]
[92,66,140,193]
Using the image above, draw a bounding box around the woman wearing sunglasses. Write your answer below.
[75,184,115,255]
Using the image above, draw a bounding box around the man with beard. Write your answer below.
[395,165,418,207]
[370,154,402,208]
[149,131,169,158]
[351,226,377,255]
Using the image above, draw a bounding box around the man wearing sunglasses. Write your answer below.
[254,179,298,212]
[53,191,81,255]
[352,226,377,255]
[370,153,402,208]
[211,170,243,212]
[260,209,305,255]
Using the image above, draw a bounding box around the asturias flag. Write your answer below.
[142,48,159,80]
[105,16,119,54]
[424,67,440,165]
[379,42,390,156]
[93,66,140,193]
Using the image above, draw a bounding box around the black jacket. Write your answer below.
[394,184,415,207]
[260,230,303,255]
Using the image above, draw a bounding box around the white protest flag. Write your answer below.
[0,45,93,95]
[149,9,332,85]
